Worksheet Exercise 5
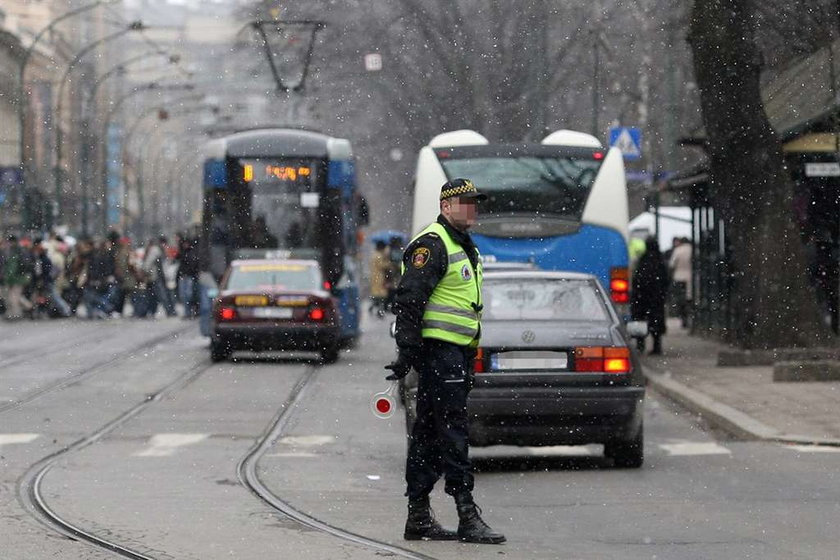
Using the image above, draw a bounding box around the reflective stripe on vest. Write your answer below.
[409,222,482,346]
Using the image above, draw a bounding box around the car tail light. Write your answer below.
[610,267,630,304]
[309,307,325,321]
[574,347,631,374]
[219,306,236,321]
[473,348,485,373]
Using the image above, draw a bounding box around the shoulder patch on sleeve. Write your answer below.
[411,247,431,268]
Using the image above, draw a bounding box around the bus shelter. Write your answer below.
[666,39,840,337]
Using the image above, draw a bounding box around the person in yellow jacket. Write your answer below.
[385,178,505,545]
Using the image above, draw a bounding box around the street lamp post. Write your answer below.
[81,52,182,234]
[94,82,196,235]
[53,21,145,230]
[16,0,120,233]
[119,96,208,231]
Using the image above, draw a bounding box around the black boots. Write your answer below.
[454,493,506,544]
[404,496,458,541]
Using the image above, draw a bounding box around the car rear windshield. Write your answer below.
[226,263,321,291]
[482,278,610,321]
[437,146,603,221]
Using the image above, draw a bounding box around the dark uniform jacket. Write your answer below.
[393,215,480,352]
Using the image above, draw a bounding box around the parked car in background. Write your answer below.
[210,259,341,363]
[400,270,646,467]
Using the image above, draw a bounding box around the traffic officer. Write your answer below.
[385,178,505,545]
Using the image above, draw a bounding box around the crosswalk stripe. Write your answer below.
[659,441,731,456]
[785,444,840,453]
[134,433,209,457]
[0,433,39,448]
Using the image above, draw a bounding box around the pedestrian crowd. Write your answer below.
[0,231,201,321]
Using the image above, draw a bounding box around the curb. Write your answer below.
[641,361,840,448]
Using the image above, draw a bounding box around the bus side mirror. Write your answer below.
[389,322,396,338]
[626,320,648,339]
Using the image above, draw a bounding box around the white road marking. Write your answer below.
[263,435,335,458]
[659,441,731,456]
[277,435,335,446]
[526,445,600,457]
[134,433,209,457]
[266,452,319,458]
[0,433,39,448]
[785,445,840,453]
[471,444,600,459]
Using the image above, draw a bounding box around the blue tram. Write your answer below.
[200,128,361,344]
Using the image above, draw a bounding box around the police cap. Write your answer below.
[440,178,487,201]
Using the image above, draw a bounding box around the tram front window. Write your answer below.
[237,158,320,250]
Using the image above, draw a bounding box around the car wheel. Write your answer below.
[210,339,230,362]
[320,343,340,364]
[605,425,644,468]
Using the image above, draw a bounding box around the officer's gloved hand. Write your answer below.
[385,347,418,380]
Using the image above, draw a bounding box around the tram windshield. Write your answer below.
[235,158,321,250]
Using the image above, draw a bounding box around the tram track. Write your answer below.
[237,366,440,560]
[17,360,212,560]
[0,324,117,369]
[16,354,444,560]
[0,325,191,415]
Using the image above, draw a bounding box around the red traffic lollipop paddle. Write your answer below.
[372,382,397,419]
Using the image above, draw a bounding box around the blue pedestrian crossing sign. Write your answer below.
[609,127,642,160]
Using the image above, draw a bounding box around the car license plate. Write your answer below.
[252,307,293,319]
[491,351,568,371]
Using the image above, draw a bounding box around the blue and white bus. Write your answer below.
[411,129,629,305]
[200,128,361,343]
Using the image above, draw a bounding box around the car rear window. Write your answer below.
[226,263,321,291]
[482,278,610,321]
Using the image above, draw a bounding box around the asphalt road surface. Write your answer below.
[1,316,837,559]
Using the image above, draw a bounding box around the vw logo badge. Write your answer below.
[521,330,536,343]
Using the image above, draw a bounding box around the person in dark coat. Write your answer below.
[631,237,669,354]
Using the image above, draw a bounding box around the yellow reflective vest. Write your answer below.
[407,222,483,347]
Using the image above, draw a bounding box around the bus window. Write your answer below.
[438,154,602,222]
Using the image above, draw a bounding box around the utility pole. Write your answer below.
[590,0,603,138]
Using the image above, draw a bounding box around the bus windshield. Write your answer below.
[236,158,321,250]
[438,150,603,222]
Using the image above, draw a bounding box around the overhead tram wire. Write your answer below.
[101,4,194,80]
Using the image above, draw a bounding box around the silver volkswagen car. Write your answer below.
[401,270,645,468]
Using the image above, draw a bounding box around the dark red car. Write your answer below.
[210,259,341,363]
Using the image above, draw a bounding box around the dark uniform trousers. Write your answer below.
[406,339,474,500]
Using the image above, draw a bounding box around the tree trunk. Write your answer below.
[688,0,832,349]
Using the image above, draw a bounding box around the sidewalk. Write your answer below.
[640,319,840,446]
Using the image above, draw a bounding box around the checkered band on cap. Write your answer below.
[440,179,478,200]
